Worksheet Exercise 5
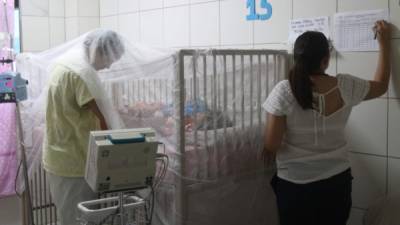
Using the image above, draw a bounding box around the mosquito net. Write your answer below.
[16,28,286,225]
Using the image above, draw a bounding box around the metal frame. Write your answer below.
[24,48,289,225]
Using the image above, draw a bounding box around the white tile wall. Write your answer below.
[293,0,337,19]
[118,13,141,43]
[21,0,49,16]
[65,0,78,17]
[100,0,118,16]
[21,16,50,52]
[78,0,100,17]
[79,18,100,34]
[49,17,65,47]
[190,0,217,4]
[164,0,189,7]
[350,153,387,209]
[66,17,79,40]
[389,40,400,98]
[164,6,190,47]
[220,0,253,46]
[100,16,119,31]
[118,0,140,13]
[140,0,163,11]
[218,44,254,49]
[347,208,366,225]
[337,52,379,81]
[253,43,288,50]
[390,0,400,38]
[345,99,387,156]
[388,157,400,194]
[338,0,389,12]
[140,10,164,47]
[49,0,65,17]
[254,0,291,44]
[0,195,22,225]
[190,2,220,46]
[388,99,400,158]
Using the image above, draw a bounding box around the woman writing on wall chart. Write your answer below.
[262,20,391,225]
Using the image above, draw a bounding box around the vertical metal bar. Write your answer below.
[203,55,208,177]
[39,166,43,225]
[274,54,278,86]
[223,55,227,148]
[158,79,161,102]
[49,187,53,225]
[213,54,218,177]
[34,172,38,225]
[192,55,198,155]
[31,178,37,225]
[266,55,269,98]
[232,55,236,128]
[54,198,57,225]
[175,51,186,225]
[232,54,237,148]
[44,169,48,225]
[241,55,245,130]
[250,55,254,127]
[257,54,262,128]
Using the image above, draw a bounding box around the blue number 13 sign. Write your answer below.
[246,0,273,21]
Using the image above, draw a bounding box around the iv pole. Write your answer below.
[1,1,34,224]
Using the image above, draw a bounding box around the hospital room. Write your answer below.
[0,0,399,225]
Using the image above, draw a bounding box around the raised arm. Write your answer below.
[365,20,392,100]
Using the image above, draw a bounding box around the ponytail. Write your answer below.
[288,31,330,110]
[289,59,313,109]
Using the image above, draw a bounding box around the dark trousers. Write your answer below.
[271,169,353,225]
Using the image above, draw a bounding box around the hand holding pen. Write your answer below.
[373,20,391,48]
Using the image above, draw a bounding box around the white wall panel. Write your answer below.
[79,17,100,34]
[190,2,220,46]
[293,0,336,19]
[164,6,190,47]
[78,0,100,17]
[118,0,140,13]
[119,13,141,43]
[21,16,50,52]
[21,0,49,16]
[49,0,65,17]
[50,17,65,47]
[338,0,389,12]
[388,99,400,158]
[350,153,387,209]
[345,99,387,156]
[388,157,400,194]
[254,0,291,44]
[140,10,164,47]
[220,0,253,46]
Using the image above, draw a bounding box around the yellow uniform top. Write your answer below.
[42,64,100,177]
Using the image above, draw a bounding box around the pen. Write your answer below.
[373,26,378,40]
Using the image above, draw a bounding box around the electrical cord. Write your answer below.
[14,160,23,197]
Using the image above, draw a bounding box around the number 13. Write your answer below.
[246,0,273,21]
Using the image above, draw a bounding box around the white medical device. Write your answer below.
[85,128,158,193]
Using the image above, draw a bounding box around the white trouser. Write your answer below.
[47,172,97,225]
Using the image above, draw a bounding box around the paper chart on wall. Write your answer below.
[288,17,330,44]
[333,9,389,52]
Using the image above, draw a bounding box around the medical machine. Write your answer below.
[0,71,34,225]
[85,128,159,193]
[0,72,28,103]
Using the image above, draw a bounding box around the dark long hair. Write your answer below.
[289,31,330,109]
